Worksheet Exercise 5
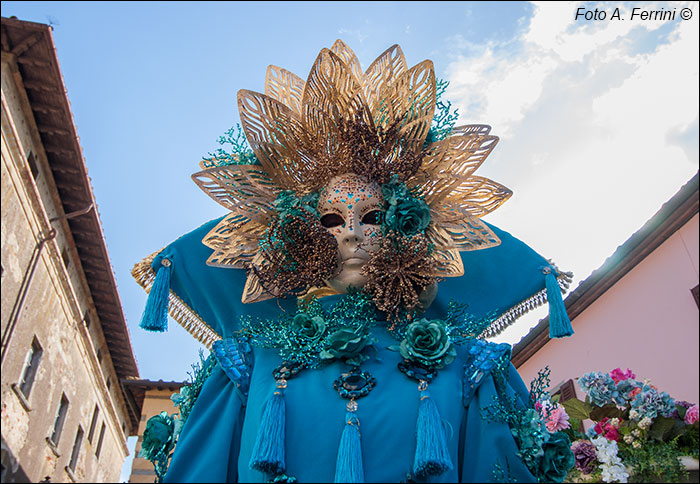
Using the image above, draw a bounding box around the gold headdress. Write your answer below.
[191,40,512,303]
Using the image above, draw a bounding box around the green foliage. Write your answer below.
[676,422,699,458]
[589,404,626,421]
[620,440,688,483]
[561,398,592,421]
[649,416,689,443]
[561,416,587,443]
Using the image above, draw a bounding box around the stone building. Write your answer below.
[1,17,141,482]
[121,379,184,483]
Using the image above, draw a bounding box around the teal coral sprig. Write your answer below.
[238,290,378,368]
[201,123,260,168]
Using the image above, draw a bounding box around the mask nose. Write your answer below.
[341,216,364,245]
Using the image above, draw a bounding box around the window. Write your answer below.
[692,284,699,309]
[83,311,91,329]
[19,338,43,398]
[87,405,99,444]
[552,379,577,402]
[106,377,111,391]
[68,426,83,471]
[27,152,39,179]
[61,247,70,270]
[50,394,69,445]
[121,422,127,435]
[96,348,102,364]
[95,423,106,458]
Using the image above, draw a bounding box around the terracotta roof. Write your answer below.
[1,17,139,380]
[121,379,185,425]
[512,172,699,367]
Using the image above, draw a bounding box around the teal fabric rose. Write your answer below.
[139,411,176,460]
[384,197,430,237]
[290,313,326,344]
[320,328,371,366]
[538,432,575,483]
[399,318,456,369]
[381,176,409,205]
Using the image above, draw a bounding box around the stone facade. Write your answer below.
[1,18,140,483]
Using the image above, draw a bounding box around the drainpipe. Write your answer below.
[1,204,94,364]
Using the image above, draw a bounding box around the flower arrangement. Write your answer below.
[559,368,699,483]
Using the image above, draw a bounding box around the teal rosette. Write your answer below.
[399,318,456,369]
[381,176,430,237]
[290,312,327,344]
[139,411,177,461]
[385,198,431,237]
[538,432,575,483]
[320,328,372,366]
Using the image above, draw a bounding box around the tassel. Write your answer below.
[544,269,574,338]
[139,258,171,332]
[413,389,453,477]
[249,388,286,475]
[335,412,364,483]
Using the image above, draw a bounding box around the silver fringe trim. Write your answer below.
[479,265,573,339]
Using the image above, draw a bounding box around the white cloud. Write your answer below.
[444,1,699,344]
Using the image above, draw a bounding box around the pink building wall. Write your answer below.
[518,214,699,404]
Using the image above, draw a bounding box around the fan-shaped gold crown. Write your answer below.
[191,40,512,303]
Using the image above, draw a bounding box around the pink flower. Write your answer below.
[604,427,621,441]
[685,404,699,425]
[628,387,642,399]
[594,417,608,435]
[610,368,635,383]
[545,406,571,433]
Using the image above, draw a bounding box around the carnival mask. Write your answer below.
[318,174,384,293]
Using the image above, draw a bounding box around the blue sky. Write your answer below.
[4,0,697,394]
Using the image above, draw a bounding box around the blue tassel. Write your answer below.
[249,389,286,475]
[413,390,453,477]
[335,412,364,483]
[545,269,574,338]
[139,259,171,332]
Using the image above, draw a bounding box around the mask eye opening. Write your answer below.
[321,213,345,228]
[361,210,383,225]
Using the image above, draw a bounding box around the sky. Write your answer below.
[2,1,698,479]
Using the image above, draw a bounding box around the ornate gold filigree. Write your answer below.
[192,40,513,303]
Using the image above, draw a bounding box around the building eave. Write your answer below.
[1,17,139,381]
[512,172,699,368]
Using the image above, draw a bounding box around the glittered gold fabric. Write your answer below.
[362,232,440,322]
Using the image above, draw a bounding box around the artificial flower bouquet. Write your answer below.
[556,368,699,483]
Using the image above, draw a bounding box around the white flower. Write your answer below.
[629,409,639,420]
[601,462,629,483]
[638,417,652,430]
[623,434,634,444]
[632,429,641,437]
[610,418,620,427]
[592,436,621,465]
[632,441,641,449]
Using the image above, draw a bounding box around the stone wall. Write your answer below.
[1,50,131,483]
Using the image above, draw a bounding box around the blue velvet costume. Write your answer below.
[138,217,569,483]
